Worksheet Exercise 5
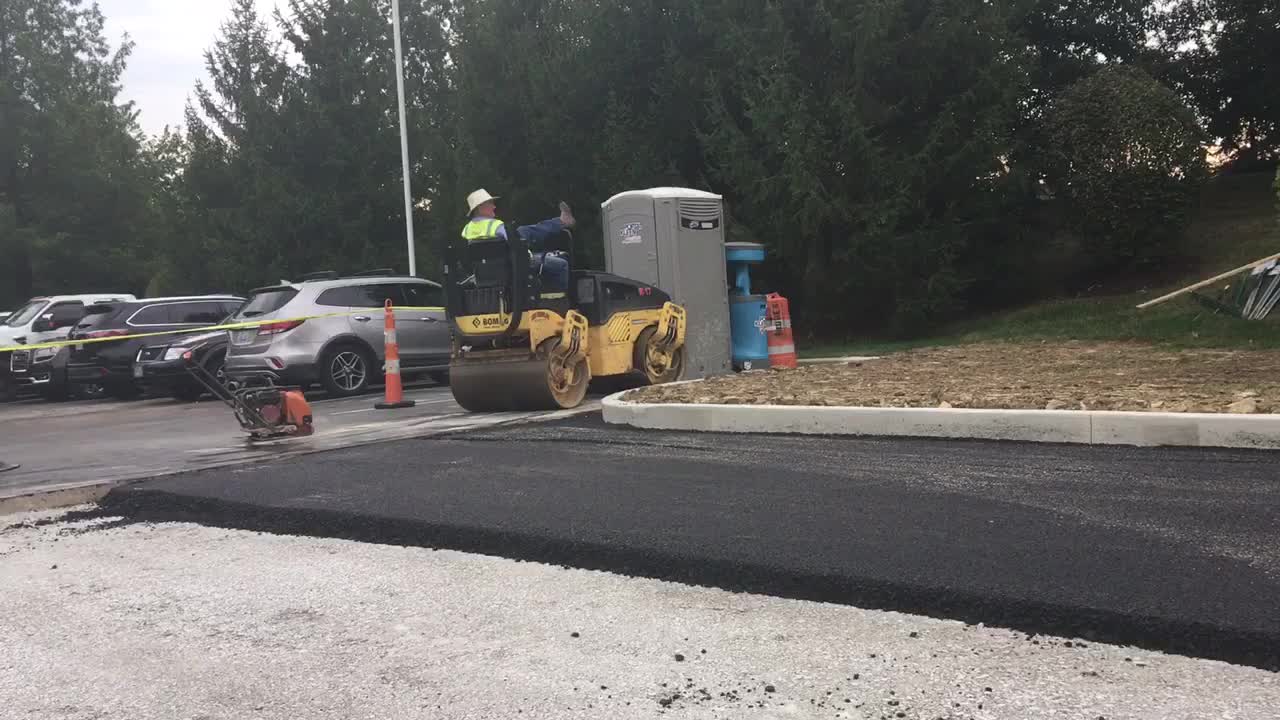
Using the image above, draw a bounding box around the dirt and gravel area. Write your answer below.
[632,342,1280,413]
[3,508,1279,719]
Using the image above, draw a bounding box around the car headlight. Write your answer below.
[163,347,190,361]
[33,347,56,361]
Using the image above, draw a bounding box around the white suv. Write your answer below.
[2,294,136,395]
[1,293,137,351]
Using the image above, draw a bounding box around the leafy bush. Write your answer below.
[1042,66,1208,272]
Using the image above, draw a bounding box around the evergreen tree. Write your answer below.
[277,0,453,277]
[175,0,295,291]
[699,0,1030,333]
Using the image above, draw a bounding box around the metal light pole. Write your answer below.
[391,0,417,276]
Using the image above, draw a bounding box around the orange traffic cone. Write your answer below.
[375,298,416,410]
[765,293,798,369]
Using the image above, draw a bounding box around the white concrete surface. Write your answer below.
[796,355,882,365]
[604,391,1280,449]
[2,509,1277,720]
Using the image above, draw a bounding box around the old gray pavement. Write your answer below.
[0,383,595,499]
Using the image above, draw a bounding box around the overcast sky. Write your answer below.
[99,0,281,135]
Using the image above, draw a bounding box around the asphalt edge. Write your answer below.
[602,388,1280,449]
[78,486,1280,671]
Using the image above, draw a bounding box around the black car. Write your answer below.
[133,326,236,401]
[66,296,244,399]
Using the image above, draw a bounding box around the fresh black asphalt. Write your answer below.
[95,414,1280,669]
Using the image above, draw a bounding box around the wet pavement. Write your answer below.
[0,382,597,499]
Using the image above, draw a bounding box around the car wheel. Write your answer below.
[207,351,230,391]
[0,378,16,403]
[40,384,71,402]
[170,382,204,402]
[76,383,107,400]
[319,344,375,397]
[107,382,142,400]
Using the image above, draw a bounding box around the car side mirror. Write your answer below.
[31,315,55,332]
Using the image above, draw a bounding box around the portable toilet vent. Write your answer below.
[601,188,731,379]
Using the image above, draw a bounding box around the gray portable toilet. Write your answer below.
[601,188,731,379]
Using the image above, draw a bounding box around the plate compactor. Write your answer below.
[185,358,314,440]
[444,226,687,411]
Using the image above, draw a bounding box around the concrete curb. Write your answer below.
[0,483,115,517]
[602,389,1280,449]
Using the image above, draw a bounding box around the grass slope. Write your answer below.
[808,171,1280,357]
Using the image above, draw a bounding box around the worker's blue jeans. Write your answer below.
[518,218,569,292]
[517,218,564,246]
[531,253,569,291]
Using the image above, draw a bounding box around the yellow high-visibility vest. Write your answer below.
[461,218,504,242]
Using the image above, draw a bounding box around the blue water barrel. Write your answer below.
[730,294,769,370]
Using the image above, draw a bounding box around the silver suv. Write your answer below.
[224,273,448,397]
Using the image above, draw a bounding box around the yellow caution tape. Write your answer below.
[0,306,447,354]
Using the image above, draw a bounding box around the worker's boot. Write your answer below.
[559,201,576,229]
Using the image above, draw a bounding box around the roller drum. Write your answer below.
[449,357,563,411]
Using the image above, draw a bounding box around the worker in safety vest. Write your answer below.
[462,189,575,292]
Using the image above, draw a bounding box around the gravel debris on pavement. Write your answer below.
[2,509,1278,720]
[629,341,1280,413]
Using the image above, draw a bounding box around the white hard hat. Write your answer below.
[466,188,499,215]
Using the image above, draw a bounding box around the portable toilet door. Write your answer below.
[602,187,732,379]
[602,192,661,287]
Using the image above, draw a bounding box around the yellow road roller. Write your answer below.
[443,227,687,411]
